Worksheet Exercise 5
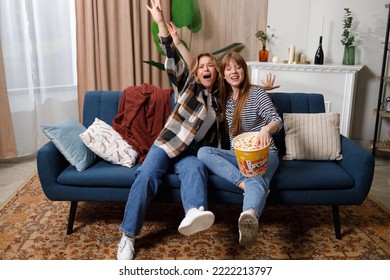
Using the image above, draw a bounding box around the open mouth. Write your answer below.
[230,75,240,81]
[203,73,212,80]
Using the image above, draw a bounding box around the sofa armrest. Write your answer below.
[37,141,70,199]
[337,135,375,203]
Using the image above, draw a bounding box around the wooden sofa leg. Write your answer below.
[332,205,342,240]
[67,201,78,235]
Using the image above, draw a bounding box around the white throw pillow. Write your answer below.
[79,118,138,168]
[283,112,343,161]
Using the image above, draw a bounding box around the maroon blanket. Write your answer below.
[112,84,172,163]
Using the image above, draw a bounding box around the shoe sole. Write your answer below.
[178,212,215,236]
[238,213,258,246]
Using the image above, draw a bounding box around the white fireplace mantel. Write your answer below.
[247,62,364,137]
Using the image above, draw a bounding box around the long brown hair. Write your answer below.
[219,52,252,137]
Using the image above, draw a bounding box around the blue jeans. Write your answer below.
[197,147,279,216]
[120,144,209,237]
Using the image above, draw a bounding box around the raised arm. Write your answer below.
[147,0,189,93]
[147,1,195,68]
[167,21,195,68]
[146,0,169,37]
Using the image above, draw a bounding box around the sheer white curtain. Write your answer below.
[0,0,77,157]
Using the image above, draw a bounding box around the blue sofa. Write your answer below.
[37,90,375,239]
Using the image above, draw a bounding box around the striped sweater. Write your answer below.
[226,85,283,150]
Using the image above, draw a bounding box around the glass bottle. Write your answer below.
[259,46,269,62]
[314,36,324,65]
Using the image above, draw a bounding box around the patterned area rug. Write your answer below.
[1,173,390,260]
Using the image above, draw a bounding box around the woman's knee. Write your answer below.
[192,158,207,173]
[197,146,212,161]
[179,157,207,173]
[133,168,161,196]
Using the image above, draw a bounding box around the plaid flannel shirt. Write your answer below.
[153,35,209,158]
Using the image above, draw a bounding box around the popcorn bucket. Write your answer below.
[232,132,270,178]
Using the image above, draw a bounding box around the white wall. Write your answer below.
[267,0,389,147]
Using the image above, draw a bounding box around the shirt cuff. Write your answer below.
[159,34,173,45]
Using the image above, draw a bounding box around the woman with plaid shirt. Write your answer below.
[117,0,223,260]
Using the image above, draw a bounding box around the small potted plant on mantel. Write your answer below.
[341,8,357,65]
[255,26,276,62]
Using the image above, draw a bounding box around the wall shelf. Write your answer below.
[375,142,390,153]
[373,4,390,156]
[380,111,390,118]
[382,76,390,82]
[373,109,390,118]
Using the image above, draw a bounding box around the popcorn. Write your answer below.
[233,134,259,151]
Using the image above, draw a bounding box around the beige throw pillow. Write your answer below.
[79,118,138,168]
[283,112,343,161]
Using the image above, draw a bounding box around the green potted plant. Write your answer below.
[341,8,357,65]
[255,25,276,62]
[144,0,242,70]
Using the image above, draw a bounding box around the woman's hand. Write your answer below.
[146,0,164,24]
[256,121,280,148]
[261,73,280,91]
[167,21,195,67]
[146,0,169,37]
[256,128,271,148]
[167,21,181,46]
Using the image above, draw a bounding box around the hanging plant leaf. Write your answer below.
[187,0,202,33]
[212,42,243,55]
[151,21,164,56]
[172,0,193,28]
[143,60,165,71]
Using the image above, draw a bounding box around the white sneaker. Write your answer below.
[117,234,135,260]
[178,206,215,236]
[238,210,258,246]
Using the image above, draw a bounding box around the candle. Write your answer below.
[288,45,295,64]
[320,16,324,36]
[294,52,301,64]
[300,54,306,63]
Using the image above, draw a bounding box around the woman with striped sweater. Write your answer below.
[198,52,283,246]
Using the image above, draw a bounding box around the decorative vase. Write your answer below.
[259,46,269,62]
[342,45,355,65]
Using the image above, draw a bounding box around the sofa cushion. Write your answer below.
[41,117,96,171]
[270,92,326,155]
[79,118,138,168]
[270,160,354,191]
[283,112,342,161]
[58,160,138,187]
[57,160,183,191]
